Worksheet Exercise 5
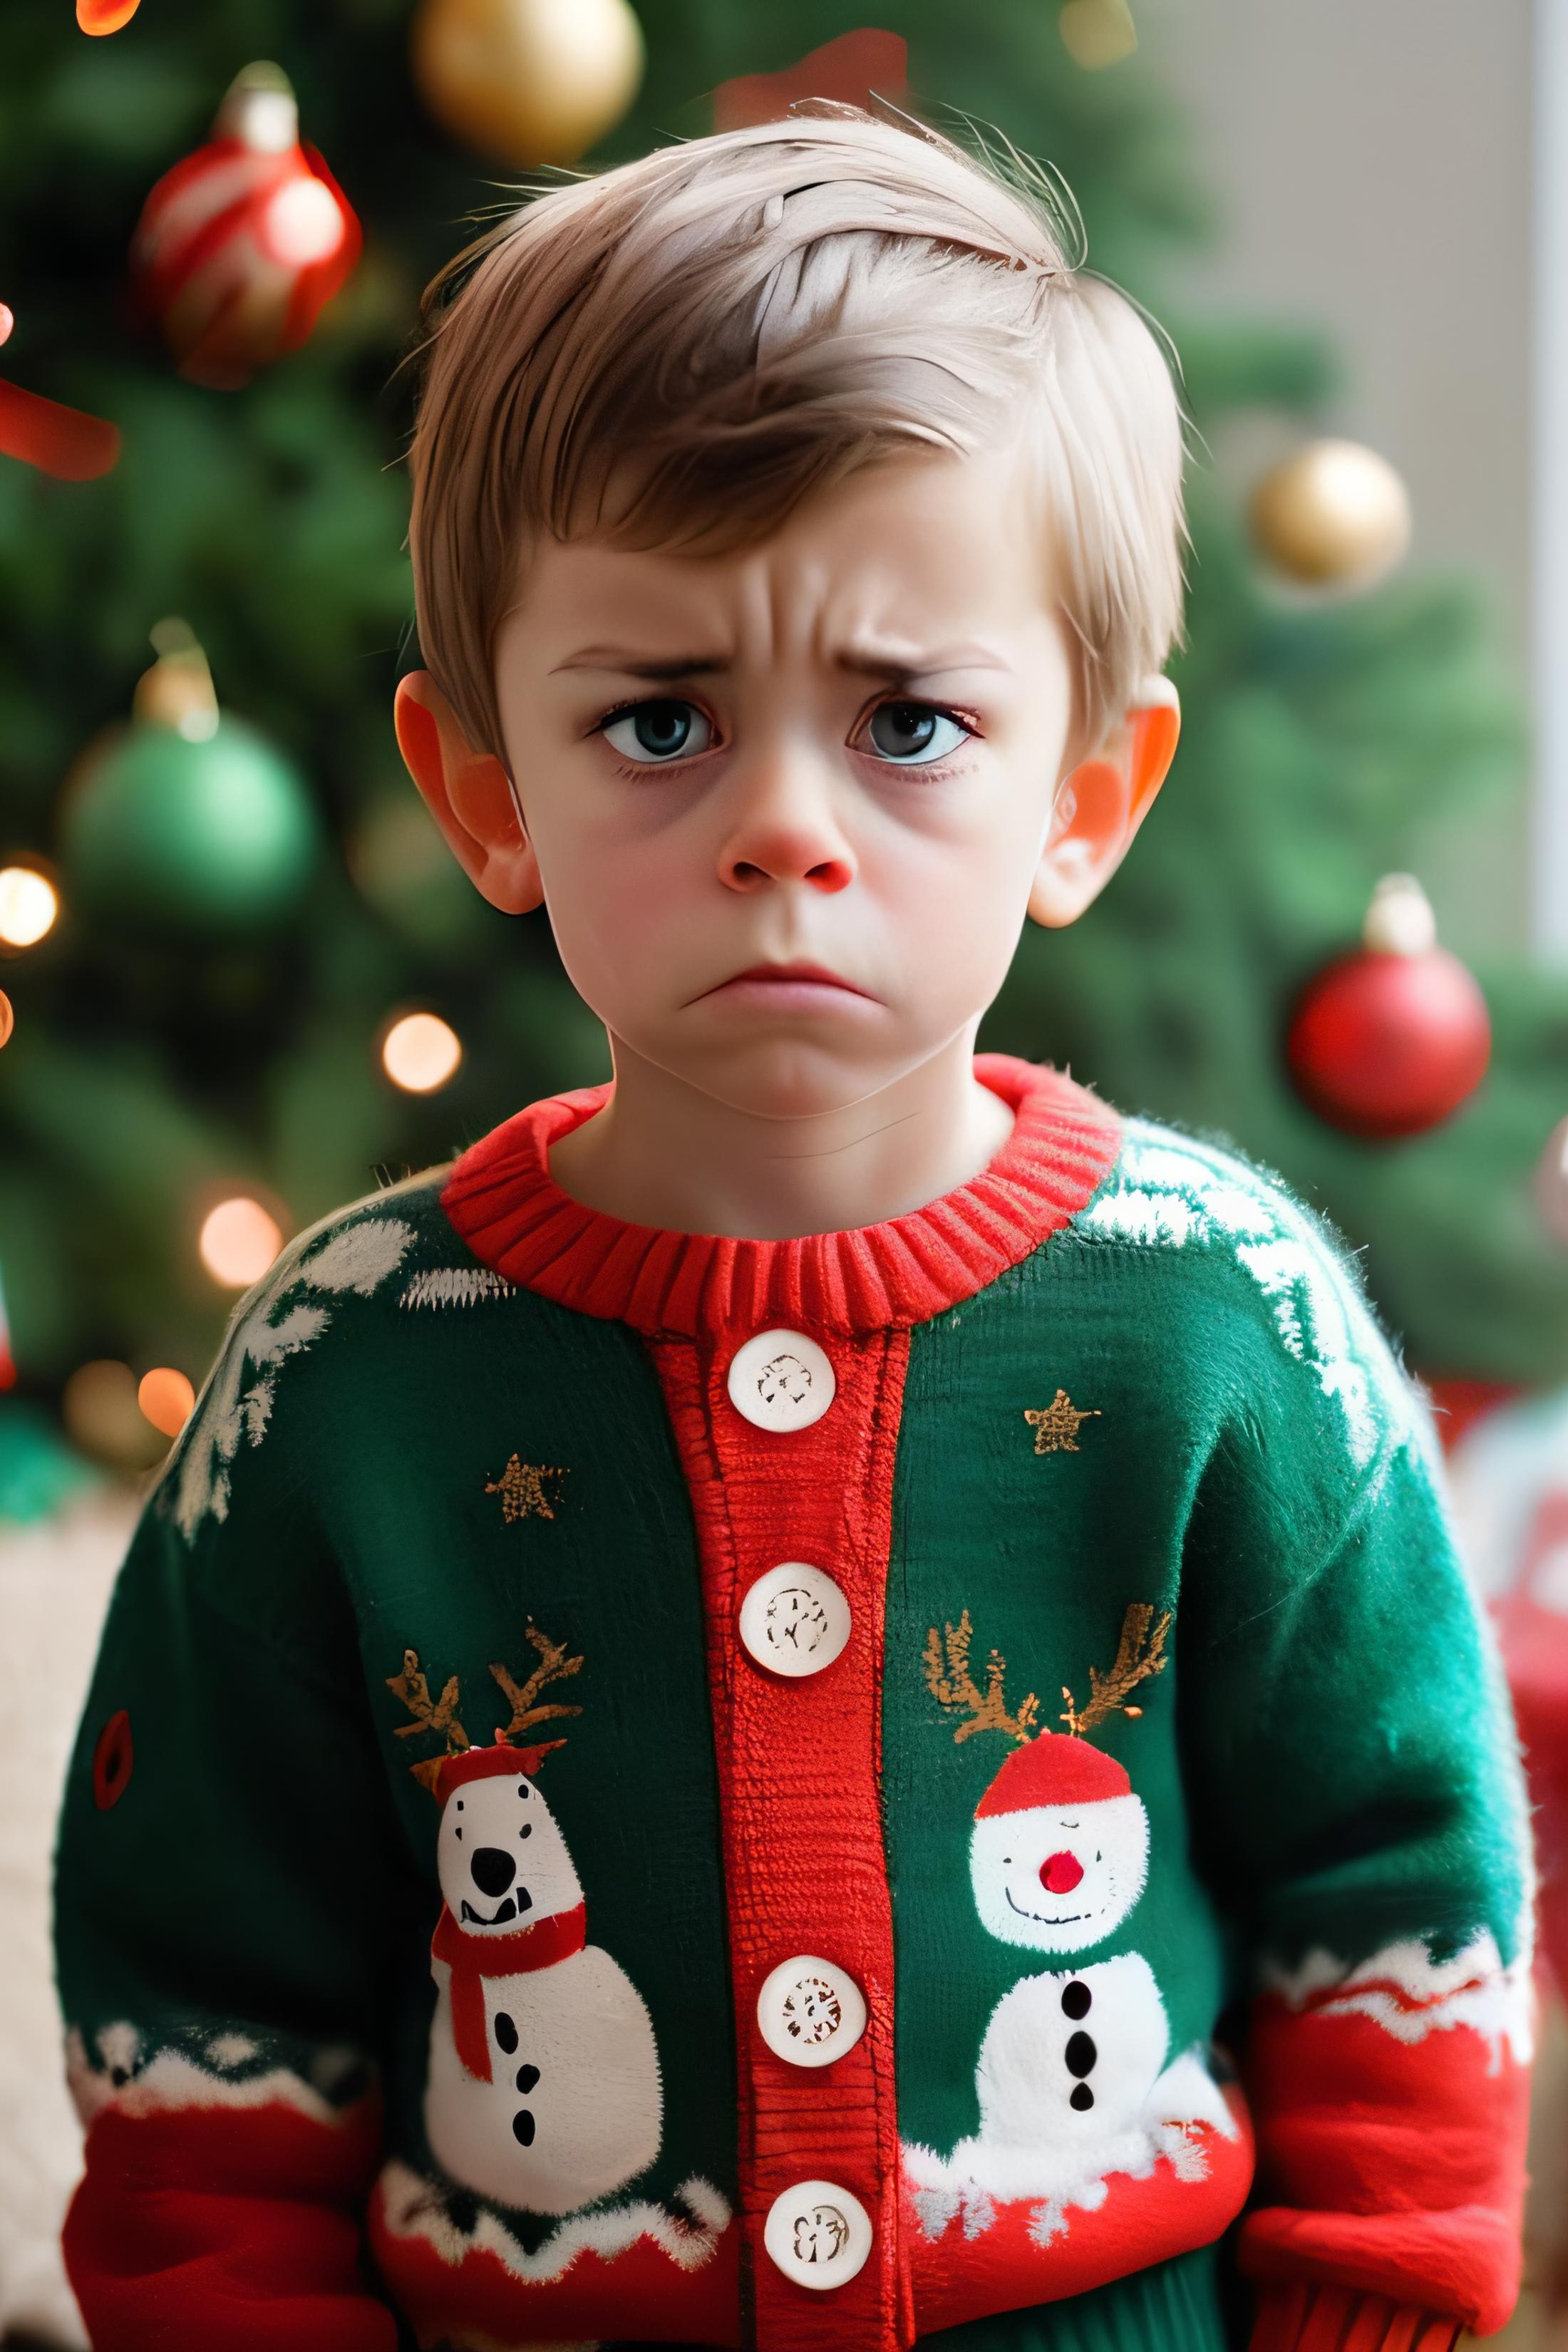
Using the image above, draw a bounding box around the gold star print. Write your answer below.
[1024,1391,1100,1455]
[485,1455,569,1524]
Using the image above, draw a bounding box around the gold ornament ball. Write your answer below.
[411,0,644,169]
[1250,438,1412,589]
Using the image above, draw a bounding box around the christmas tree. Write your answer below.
[2,0,1564,1463]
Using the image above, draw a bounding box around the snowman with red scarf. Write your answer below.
[423,1737,662,2213]
[908,1606,1237,2239]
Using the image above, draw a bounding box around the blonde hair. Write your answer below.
[407,107,1185,760]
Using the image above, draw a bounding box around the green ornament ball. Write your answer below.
[61,716,321,935]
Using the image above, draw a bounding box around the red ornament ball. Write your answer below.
[130,63,360,389]
[1287,875,1491,1140]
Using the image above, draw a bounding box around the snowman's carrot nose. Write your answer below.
[1039,1850,1084,1895]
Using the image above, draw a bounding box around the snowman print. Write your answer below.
[908,1606,1236,2237]
[423,1745,663,2215]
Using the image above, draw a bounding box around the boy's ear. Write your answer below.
[1026,678,1180,930]
[393,671,544,915]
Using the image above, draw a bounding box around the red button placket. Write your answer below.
[647,1323,916,2352]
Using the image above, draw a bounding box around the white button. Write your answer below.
[739,1563,851,1678]
[756,1955,867,2068]
[726,1328,835,1433]
[763,2180,872,2290]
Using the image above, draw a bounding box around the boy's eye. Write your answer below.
[601,699,713,763]
[860,700,971,765]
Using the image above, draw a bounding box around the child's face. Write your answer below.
[490,446,1078,1122]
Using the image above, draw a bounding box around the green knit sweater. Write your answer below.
[54,1060,1530,2352]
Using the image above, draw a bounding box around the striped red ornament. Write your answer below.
[130,64,361,390]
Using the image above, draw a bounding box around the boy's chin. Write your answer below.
[656,1036,911,1126]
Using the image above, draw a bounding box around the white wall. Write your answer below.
[1143,0,1535,944]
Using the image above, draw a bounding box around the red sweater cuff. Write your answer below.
[1250,2282,1463,2352]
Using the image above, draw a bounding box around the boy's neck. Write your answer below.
[546,1031,1017,1242]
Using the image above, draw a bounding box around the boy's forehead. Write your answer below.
[507,445,1057,673]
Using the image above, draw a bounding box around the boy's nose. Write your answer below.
[1039,1850,1084,1895]
[716,758,855,895]
[470,1847,517,1897]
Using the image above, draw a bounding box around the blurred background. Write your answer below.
[2,1,1567,2346]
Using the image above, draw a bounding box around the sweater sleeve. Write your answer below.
[1180,1259,1532,2351]
[53,1277,403,2352]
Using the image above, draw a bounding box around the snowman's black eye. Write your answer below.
[518,1823,532,1840]
[1003,1857,1012,1866]
[455,1800,464,1811]
[517,1783,530,1799]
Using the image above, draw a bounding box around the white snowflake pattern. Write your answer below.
[162,1185,427,1541]
[1082,1122,1425,1475]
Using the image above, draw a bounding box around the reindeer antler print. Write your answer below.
[923,1610,1041,1745]
[490,1617,584,1746]
[1060,1603,1171,1738]
[386,1649,470,1792]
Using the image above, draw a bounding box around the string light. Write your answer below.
[381,1010,463,1093]
[138,1366,196,1438]
[0,989,12,1048]
[0,865,58,949]
[199,1196,283,1287]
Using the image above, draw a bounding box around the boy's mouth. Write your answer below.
[699,960,876,1004]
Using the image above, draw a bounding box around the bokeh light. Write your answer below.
[381,1010,463,1093]
[0,865,59,948]
[63,1358,164,1468]
[138,1366,196,1438]
[263,175,346,267]
[199,1196,284,1287]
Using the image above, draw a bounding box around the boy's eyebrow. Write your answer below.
[551,641,1007,684]
[551,649,726,679]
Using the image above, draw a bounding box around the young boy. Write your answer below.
[56,108,1530,2352]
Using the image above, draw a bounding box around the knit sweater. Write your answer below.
[55,1056,1530,2352]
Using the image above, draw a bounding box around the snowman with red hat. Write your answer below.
[389,1627,662,2214]
[907,1606,1237,2241]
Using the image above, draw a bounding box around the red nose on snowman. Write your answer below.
[1041,1850,1084,1894]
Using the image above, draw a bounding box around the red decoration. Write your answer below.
[0,1264,14,1391]
[1286,875,1491,1139]
[974,1731,1131,1816]
[77,0,141,28]
[91,1710,134,1810]
[0,300,120,480]
[130,64,361,391]
[713,29,909,132]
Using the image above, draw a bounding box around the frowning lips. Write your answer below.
[697,960,877,1001]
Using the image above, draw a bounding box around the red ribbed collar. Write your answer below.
[439,1053,1120,1340]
